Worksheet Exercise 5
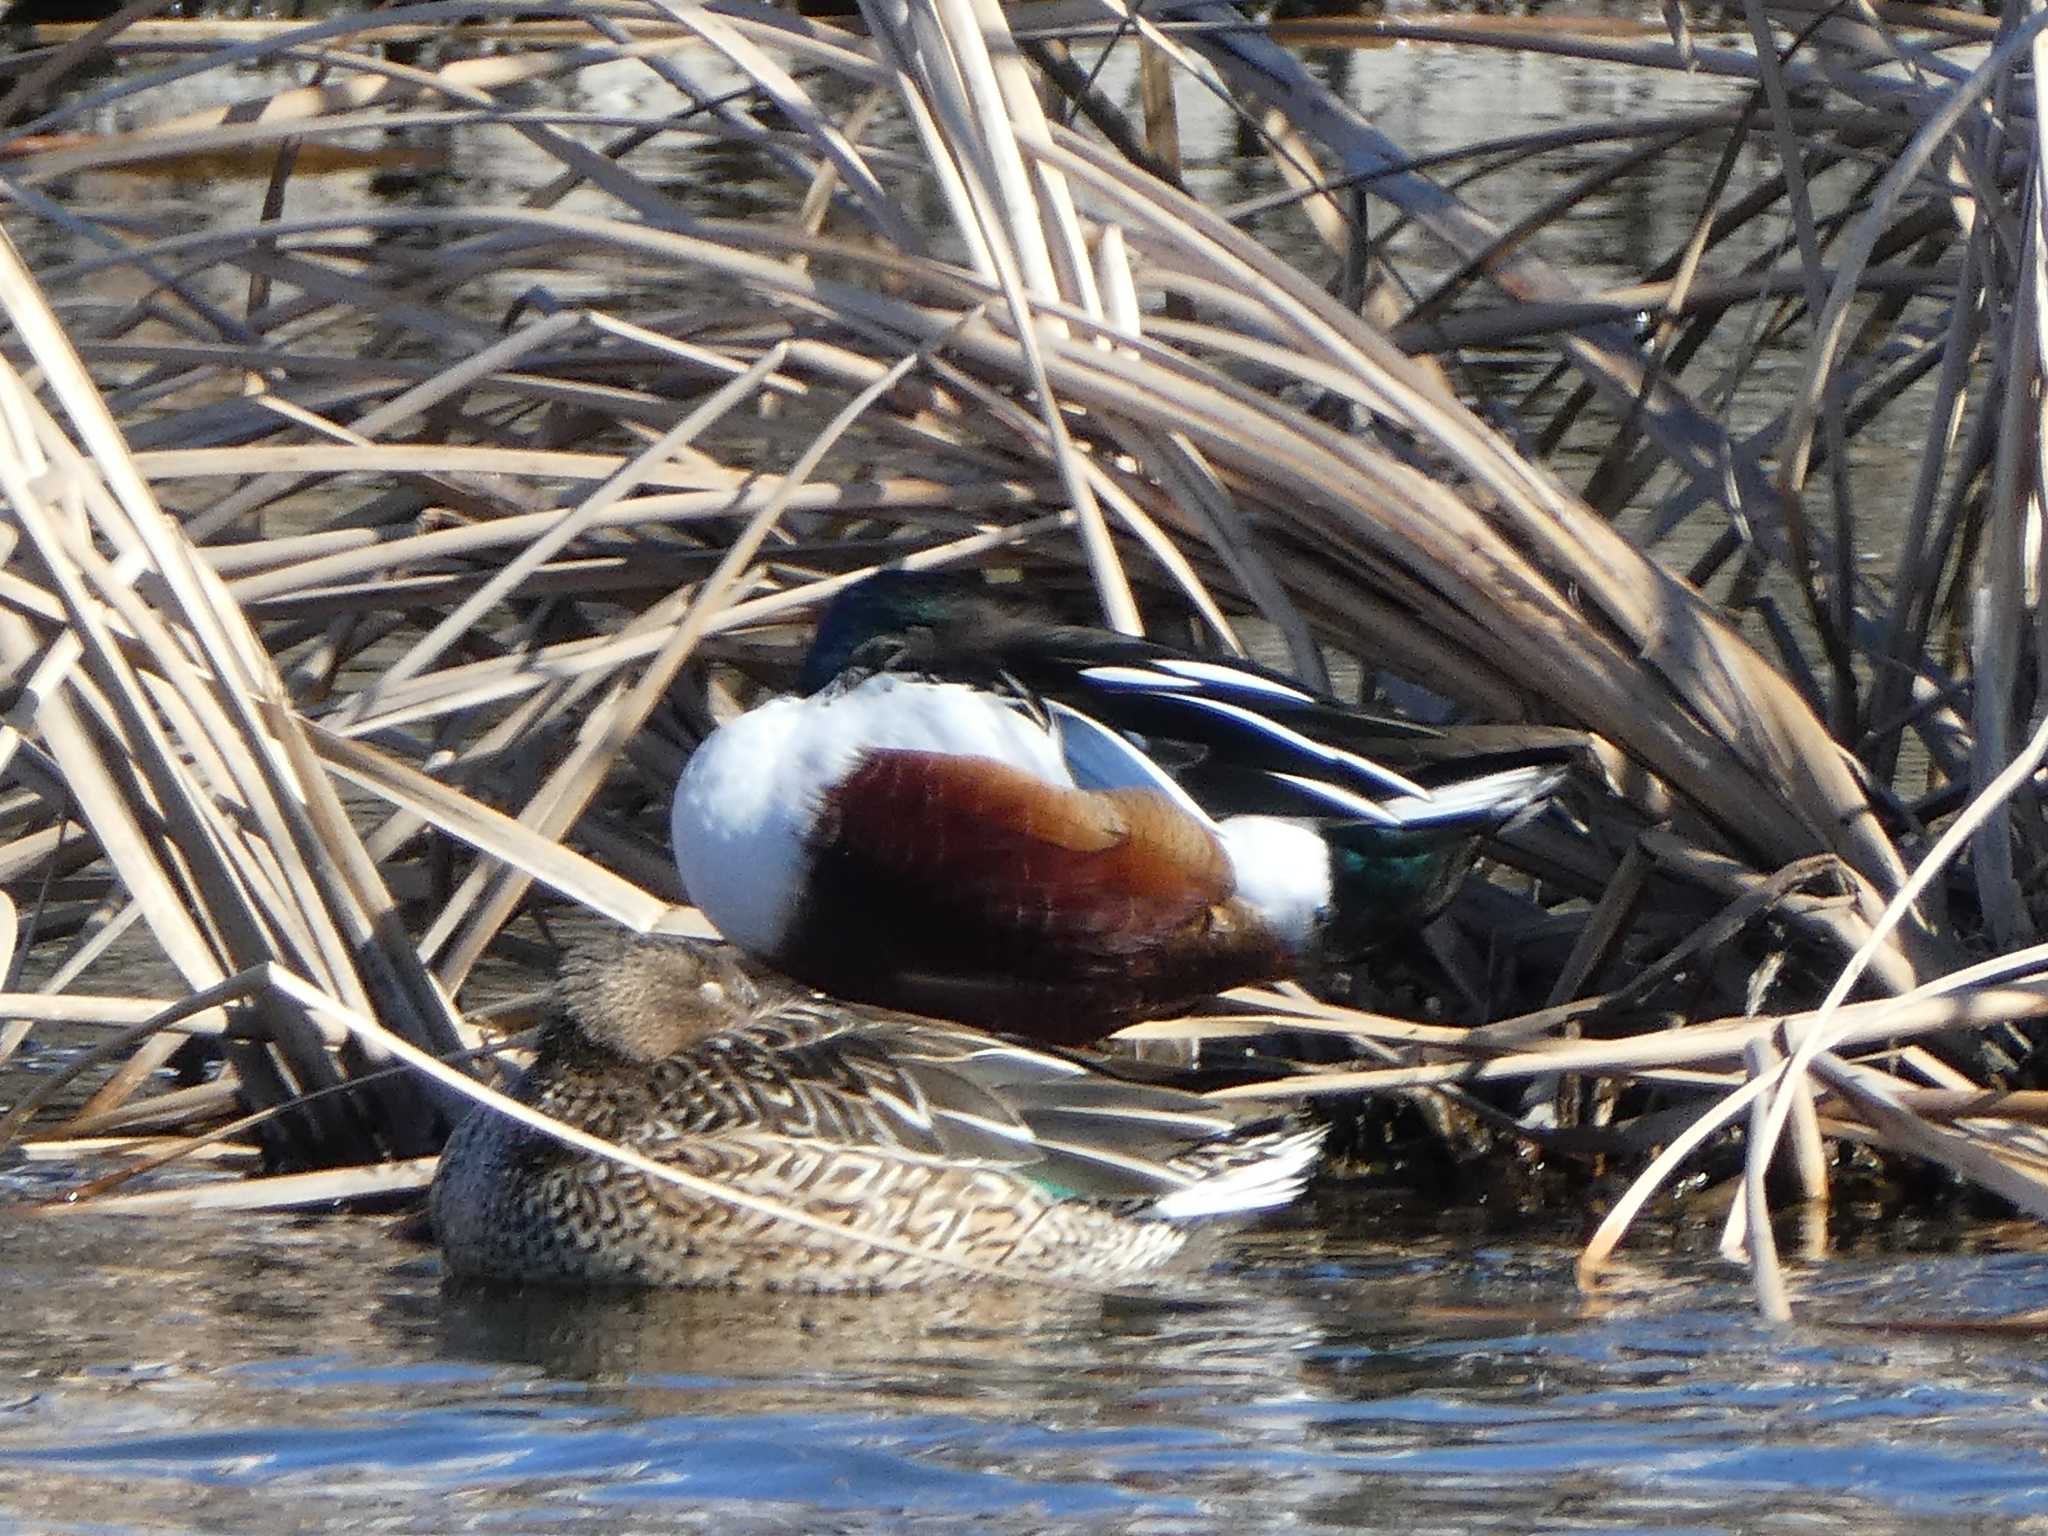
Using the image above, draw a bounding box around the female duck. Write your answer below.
[431,935,1322,1290]
[671,571,1573,1043]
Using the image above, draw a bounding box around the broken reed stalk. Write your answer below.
[0,0,2044,1310]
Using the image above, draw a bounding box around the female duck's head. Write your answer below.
[544,938,762,1066]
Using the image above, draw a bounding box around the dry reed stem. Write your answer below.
[0,0,2045,1304]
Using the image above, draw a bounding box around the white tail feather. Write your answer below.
[1149,1127,1324,1220]
[1371,763,1567,829]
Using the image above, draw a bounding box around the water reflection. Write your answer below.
[5,1194,2048,1532]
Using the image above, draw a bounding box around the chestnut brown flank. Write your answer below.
[781,750,1291,1042]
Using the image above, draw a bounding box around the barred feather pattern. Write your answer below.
[436,1125,1189,1289]
[432,937,1318,1290]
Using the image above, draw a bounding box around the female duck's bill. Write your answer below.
[430,934,1324,1291]
[668,571,1574,1043]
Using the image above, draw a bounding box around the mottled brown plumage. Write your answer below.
[431,936,1322,1290]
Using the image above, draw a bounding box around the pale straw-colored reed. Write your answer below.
[0,0,2042,1309]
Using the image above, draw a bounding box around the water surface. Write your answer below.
[4,1185,2048,1535]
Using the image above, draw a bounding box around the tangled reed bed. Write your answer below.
[0,0,2045,1312]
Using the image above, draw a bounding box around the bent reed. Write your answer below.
[0,0,2044,1311]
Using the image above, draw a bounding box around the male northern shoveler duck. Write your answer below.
[430,935,1321,1290]
[671,570,1575,1044]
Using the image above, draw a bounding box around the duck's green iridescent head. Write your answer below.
[798,569,978,693]
[1317,823,1482,962]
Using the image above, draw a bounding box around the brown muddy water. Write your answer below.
[3,7,2039,1534]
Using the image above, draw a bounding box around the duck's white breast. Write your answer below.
[671,675,1075,953]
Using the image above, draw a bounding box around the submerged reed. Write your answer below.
[0,0,2044,1309]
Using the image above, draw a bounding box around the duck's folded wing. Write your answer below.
[864,1023,1320,1208]
[1191,759,1569,831]
[636,1008,1040,1166]
[652,1008,1324,1213]
[994,628,1590,820]
[990,622,1429,738]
